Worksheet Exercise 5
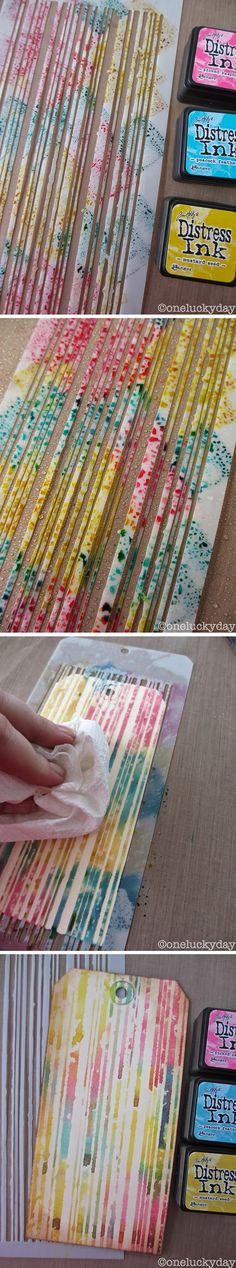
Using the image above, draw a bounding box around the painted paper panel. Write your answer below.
[0,668,166,945]
[0,952,124,1257]
[27,967,188,1252]
[0,641,192,949]
[0,0,183,314]
[167,338,236,628]
[0,316,235,633]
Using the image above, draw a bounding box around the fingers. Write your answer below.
[1,797,36,815]
[0,691,75,749]
[0,713,63,788]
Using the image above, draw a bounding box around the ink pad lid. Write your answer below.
[174,108,236,183]
[183,1077,236,1146]
[175,1144,236,1212]
[157,198,236,286]
[178,27,236,104]
[190,1008,236,1075]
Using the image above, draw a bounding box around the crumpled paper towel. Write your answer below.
[0,717,110,841]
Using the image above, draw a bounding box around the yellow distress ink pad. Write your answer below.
[176,1145,236,1213]
[158,198,236,285]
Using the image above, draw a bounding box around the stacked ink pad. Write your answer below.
[158,26,236,286]
[176,1007,236,1213]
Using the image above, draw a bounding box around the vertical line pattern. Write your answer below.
[0,668,167,945]
[0,0,162,313]
[0,656,192,951]
[0,316,235,631]
[26,967,188,1252]
[0,954,117,1243]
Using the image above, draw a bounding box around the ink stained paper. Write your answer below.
[0,952,124,1251]
[0,0,183,314]
[0,642,192,949]
[0,316,235,633]
[0,669,166,946]
[27,967,188,1251]
[167,334,236,628]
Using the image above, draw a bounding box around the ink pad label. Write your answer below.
[205,1010,236,1070]
[192,28,236,93]
[195,1081,236,1144]
[164,202,236,284]
[186,111,236,180]
[185,1150,236,1212]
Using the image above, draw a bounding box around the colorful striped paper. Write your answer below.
[0,0,182,313]
[26,966,188,1252]
[0,952,124,1255]
[0,640,192,949]
[0,666,167,946]
[166,332,236,629]
[0,315,166,628]
[0,315,235,631]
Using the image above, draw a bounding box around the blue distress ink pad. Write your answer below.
[174,109,236,183]
[183,1077,236,1146]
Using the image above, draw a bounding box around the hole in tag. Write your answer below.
[116,984,127,1001]
[110,980,134,1005]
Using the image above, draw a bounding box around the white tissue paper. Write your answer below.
[0,718,110,841]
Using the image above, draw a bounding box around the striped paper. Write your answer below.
[0,952,124,1256]
[0,0,182,313]
[0,665,167,946]
[0,0,183,315]
[27,966,188,1252]
[0,639,192,950]
[0,315,234,631]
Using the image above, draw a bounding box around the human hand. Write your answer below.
[0,690,75,815]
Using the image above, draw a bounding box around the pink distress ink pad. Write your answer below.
[190,1008,236,1075]
[178,27,236,105]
